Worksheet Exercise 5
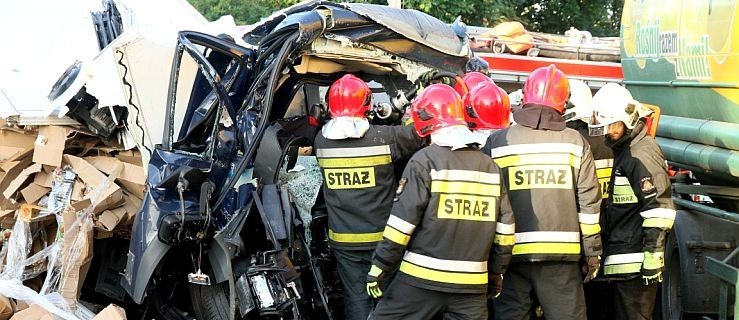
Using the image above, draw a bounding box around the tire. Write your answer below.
[189,281,230,320]
[662,233,683,320]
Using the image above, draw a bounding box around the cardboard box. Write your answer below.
[92,304,127,320]
[86,157,145,199]
[2,163,42,201]
[0,157,33,210]
[0,294,13,320]
[0,130,36,161]
[116,150,142,167]
[62,155,123,213]
[32,126,67,167]
[32,172,52,188]
[59,216,94,309]
[9,304,53,320]
[96,207,126,231]
[20,183,49,205]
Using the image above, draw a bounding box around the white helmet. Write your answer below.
[563,79,593,122]
[588,83,652,136]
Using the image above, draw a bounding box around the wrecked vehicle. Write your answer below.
[113,1,471,319]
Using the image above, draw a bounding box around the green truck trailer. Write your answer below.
[622,0,739,318]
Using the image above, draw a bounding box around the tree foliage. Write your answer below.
[188,0,624,36]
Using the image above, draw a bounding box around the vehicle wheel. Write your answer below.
[189,281,230,320]
[662,233,683,320]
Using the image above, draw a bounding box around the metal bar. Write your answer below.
[685,240,734,250]
[673,197,739,223]
[673,183,739,198]
[624,80,739,88]
[706,256,737,285]
[719,283,728,320]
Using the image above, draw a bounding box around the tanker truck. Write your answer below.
[622,1,739,318]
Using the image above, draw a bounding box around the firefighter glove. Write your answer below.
[488,273,504,299]
[641,251,664,285]
[583,255,601,283]
[366,265,385,298]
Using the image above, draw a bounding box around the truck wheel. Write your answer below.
[189,281,230,320]
[662,233,684,320]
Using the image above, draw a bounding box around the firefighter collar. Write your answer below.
[321,117,370,140]
[471,129,495,148]
[513,105,566,131]
[431,125,480,150]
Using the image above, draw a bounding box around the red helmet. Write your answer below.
[327,74,371,117]
[523,64,570,113]
[411,84,466,137]
[463,82,511,130]
[454,72,493,97]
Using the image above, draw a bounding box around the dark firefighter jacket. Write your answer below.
[601,122,676,278]
[483,105,603,263]
[568,120,615,211]
[314,124,422,250]
[371,144,515,294]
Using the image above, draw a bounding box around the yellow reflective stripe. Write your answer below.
[580,223,601,235]
[317,155,392,168]
[596,168,612,179]
[383,226,411,245]
[315,145,390,158]
[328,229,383,243]
[643,217,675,229]
[400,261,488,285]
[512,243,581,255]
[494,153,581,169]
[494,234,515,246]
[431,180,500,196]
[604,262,642,275]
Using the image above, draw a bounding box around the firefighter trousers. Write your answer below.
[370,279,488,320]
[494,261,586,320]
[333,249,376,320]
[613,277,658,320]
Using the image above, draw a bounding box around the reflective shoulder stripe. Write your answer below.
[400,261,488,285]
[578,212,600,224]
[640,208,676,220]
[596,168,613,179]
[403,251,487,273]
[383,226,411,245]
[430,169,500,184]
[614,176,630,185]
[512,243,580,255]
[604,252,644,265]
[328,229,383,243]
[387,215,416,234]
[316,145,391,158]
[515,231,580,243]
[490,143,583,158]
[594,159,614,169]
[496,222,515,235]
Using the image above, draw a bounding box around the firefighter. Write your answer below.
[463,81,511,144]
[565,79,615,320]
[366,84,515,319]
[454,71,494,98]
[588,83,676,320]
[484,65,602,320]
[313,74,423,320]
